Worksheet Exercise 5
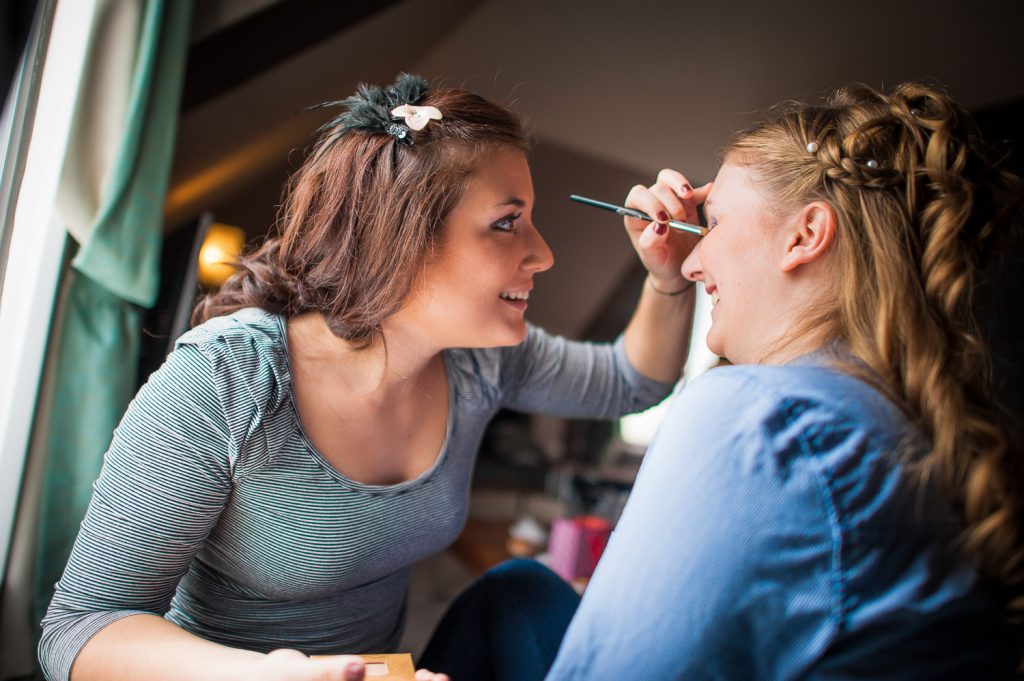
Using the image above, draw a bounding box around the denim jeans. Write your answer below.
[418,559,581,681]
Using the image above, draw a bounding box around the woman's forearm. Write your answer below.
[622,276,696,384]
[70,614,261,681]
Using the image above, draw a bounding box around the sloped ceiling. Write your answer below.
[167,0,481,227]
[414,0,1024,184]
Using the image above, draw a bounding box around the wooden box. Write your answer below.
[312,653,415,680]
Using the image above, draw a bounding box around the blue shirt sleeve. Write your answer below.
[545,368,839,681]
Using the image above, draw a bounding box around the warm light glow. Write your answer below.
[197,223,246,288]
[618,392,674,447]
[618,284,718,447]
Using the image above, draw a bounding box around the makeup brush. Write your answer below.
[570,194,707,236]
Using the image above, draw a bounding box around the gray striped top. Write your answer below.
[39,307,673,681]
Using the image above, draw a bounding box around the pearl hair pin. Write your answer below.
[806,141,819,153]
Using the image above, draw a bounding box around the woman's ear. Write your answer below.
[780,201,836,273]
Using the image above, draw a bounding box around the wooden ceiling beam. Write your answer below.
[182,0,401,113]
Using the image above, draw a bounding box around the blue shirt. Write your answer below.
[547,357,1015,680]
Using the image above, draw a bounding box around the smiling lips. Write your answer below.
[705,284,719,307]
[500,289,530,310]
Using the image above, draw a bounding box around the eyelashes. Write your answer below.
[493,212,522,232]
[708,216,719,231]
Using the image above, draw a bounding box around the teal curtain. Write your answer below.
[32,0,192,629]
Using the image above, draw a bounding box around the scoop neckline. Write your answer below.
[274,314,455,494]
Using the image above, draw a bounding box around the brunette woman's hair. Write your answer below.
[727,82,1024,620]
[192,75,529,348]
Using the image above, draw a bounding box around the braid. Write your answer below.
[814,133,904,189]
[728,82,1024,621]
[899,85,1024,613]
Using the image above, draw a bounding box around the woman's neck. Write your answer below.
[752,273,837,365]
[287,312,441,404]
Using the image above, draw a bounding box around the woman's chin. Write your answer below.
[468,323,528,349]
[501,324,529,347]
[705,331,725,359]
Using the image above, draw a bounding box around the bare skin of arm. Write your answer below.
[623,272,697,384]
[72,615,448,681]
[70,614,363,681]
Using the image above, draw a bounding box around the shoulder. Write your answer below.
[680,361,893,411]
[650,362,920,522]
[658,361,927,535]
[648,365,825,493]
[670,362,913,455]
[177,307,285,353]
[177,308,286,371]
[173,307,291,417]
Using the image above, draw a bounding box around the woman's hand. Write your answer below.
[623,169,712,292]
[245,650,450,681]
[246,649,367,681]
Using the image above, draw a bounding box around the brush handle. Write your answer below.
[569,194,706,236]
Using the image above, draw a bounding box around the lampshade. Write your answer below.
[197,222,246,288]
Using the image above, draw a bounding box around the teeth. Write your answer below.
[710,292,719,306]
[500,291,529,301]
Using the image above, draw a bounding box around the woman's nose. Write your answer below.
[523,224,554,273]
[681,242,703,283]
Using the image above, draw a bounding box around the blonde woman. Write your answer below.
[545,83,1023,679]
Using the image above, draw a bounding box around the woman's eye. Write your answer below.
[708,216,719,231]
[493,213,522,232]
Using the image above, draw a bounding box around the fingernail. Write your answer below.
[656,211,669,222]
[345,661,364,681]
[653,222,667,235]
[680,183,692,195]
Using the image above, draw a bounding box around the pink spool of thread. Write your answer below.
[547,515,611,583]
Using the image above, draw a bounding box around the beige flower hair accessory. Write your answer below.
[390,104,442,131]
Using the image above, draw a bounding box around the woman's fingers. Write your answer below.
[621,170,711,280]
[622,184,663,231]
[415,669,450,681]
[654,170,713,225]
[689,180,713,203]
[625,171,711,232]
[656,168,697,201]
[649,182,686,221]
[256,650,366,681]
[309,654,365,681]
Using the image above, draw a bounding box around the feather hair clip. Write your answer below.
[305,73,433,156]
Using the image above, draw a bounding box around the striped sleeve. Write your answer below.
[496,325,675,419]
[38,343,235,681]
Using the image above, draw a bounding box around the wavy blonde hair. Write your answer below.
[727,82,1024,619]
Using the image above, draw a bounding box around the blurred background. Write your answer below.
[2,0,1022,677]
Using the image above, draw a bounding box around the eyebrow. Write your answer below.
[494,198,526,208]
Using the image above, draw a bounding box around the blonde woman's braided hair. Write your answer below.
[727,82,1024,620]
